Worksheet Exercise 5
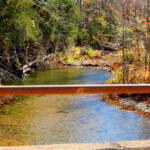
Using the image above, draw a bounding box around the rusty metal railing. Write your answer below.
[0,84,150,95]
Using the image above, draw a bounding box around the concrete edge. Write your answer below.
[0,140,150,150]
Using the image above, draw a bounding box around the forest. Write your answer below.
[0,0,150,84]
[0,0,81,81]
[1,0,150,147]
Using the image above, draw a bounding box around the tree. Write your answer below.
[0,0,81,81]
[82,0,150,83]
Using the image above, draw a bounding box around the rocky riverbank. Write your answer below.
[61,60,112,72]
[105,94,150,118]
[57,47,116,72]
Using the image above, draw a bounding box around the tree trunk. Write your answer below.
[77,0,83,9]
[147,0,150,71]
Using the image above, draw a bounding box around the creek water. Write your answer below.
[0,67,150,146]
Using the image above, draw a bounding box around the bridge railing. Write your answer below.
[0,84,150,95]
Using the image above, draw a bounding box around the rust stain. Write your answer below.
[0,84,150,95]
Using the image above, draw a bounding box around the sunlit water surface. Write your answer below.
[0,67,150,146]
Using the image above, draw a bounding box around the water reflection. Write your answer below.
[0,67,150,146]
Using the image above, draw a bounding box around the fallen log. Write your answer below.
[22,54,54,74]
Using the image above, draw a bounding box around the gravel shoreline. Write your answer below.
[105,94,150,118]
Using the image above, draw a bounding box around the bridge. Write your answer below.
[0,84,150,95]
[0,84,150,150]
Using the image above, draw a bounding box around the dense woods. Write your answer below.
[0,0,81,81]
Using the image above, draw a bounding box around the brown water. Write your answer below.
[0,67,150,146]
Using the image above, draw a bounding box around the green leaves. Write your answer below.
[35,0,81,51]
[0,0,39,48]
[0,0,82,79]
[0,0,81,51]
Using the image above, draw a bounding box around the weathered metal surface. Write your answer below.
[0,84,150,95]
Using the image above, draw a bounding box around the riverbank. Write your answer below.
[56,46,150,119]
[56,46,116,72]
[0,46,150,119]
[0,54,56,111]
[105,94,150,119]
[1,140,150,150]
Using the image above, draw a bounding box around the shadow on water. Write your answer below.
[0,67,150,146]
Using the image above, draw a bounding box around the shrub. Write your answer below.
[87,46,95,58]
[65,58,76,64]
[73,47,80,59]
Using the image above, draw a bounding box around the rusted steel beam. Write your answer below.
[0,84,150,95]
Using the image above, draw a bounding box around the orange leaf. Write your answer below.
[124,11,127,14]
[113,62,116,67]
[97,40,101,43]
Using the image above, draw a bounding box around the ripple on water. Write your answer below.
[0,67,150,146]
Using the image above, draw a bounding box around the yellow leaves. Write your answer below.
[136,27,142,31]
[132,40,136,44]
[129,4,133,7]
[31,20,35,27]
[101,20,106,25]
[145,70,149,80]
[84,0,88,2]
[126,28,132,33]
[140,48,144,52]
[88,18,93,22]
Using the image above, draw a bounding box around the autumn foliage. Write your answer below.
[82,0,150,84]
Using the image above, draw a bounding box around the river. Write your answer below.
[0,67,150,146]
